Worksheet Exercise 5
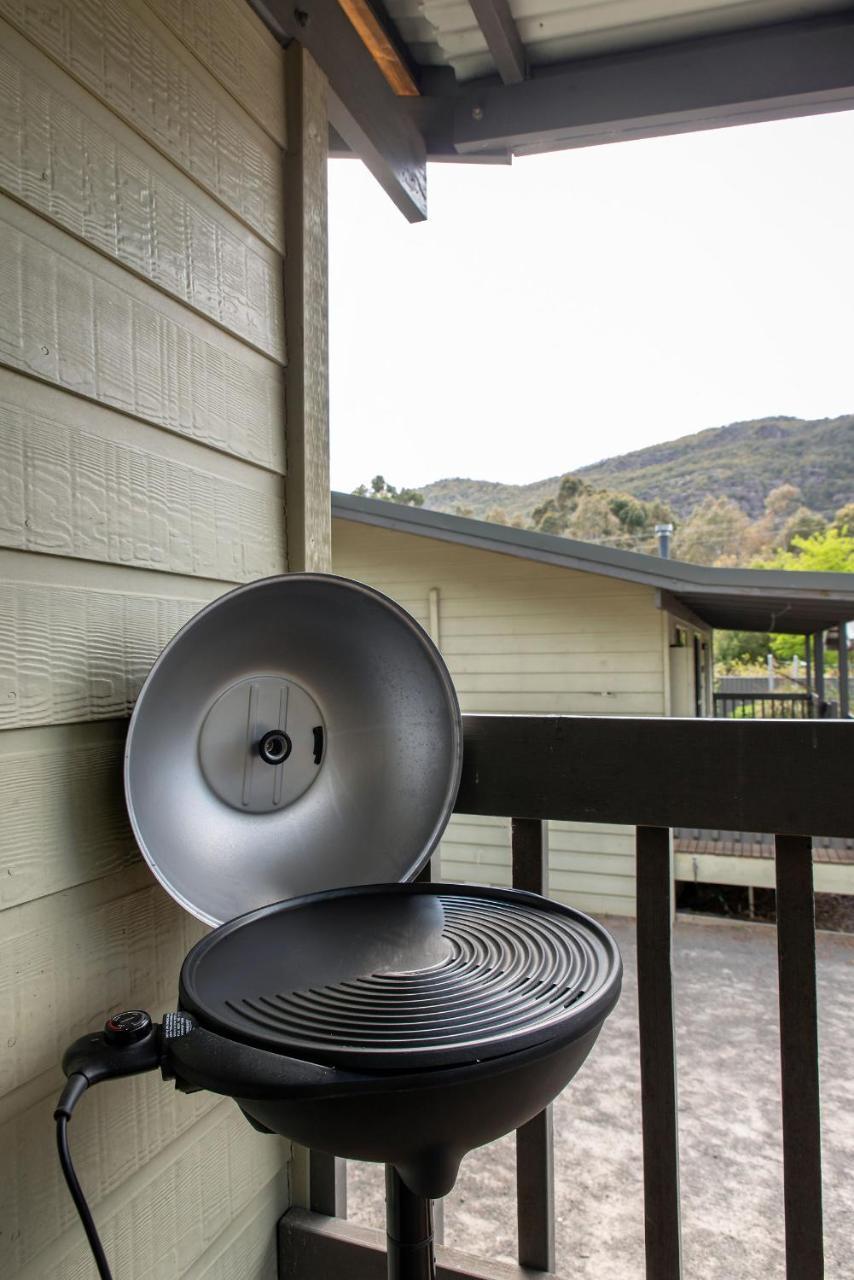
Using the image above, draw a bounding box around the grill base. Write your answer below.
[233,1027,600,1198]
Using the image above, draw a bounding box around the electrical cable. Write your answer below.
[55,1074,115,1280]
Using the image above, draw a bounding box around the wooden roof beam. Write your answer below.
[250,0,427,221]
[468,0,527,84]
[452,11,854,155]
[337,0,420,96]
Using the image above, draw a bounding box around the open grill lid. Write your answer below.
[124,574,463,926]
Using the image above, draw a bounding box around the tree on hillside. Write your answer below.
[565,491,627,544]
[780,507,827,548]
[530,474,672,550]
[485,506,510,526]
[352,475,424,506]
[671,496,751,565]
[530,474,591,534]
[754,525,854,574]
[751,526,854,663]
[831,502,854,535]
[743,484,827,557]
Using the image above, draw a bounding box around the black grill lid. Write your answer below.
[179,884,622,1070]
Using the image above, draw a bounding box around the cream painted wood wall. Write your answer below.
[0,2,297,1275]
[333,520,670,918]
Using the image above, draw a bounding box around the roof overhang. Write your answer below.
[332,492,854,634]
[249,2,854,220]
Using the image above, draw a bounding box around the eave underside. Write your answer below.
[250,2,854,219]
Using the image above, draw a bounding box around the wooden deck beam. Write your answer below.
[450,12,854,155]
[250,0,427,220]
[279,1208,559,1278]
[455,715,853,836]
[469,0,527,85]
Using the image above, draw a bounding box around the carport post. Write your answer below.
[838,621,850,719]
[814,631,826,707]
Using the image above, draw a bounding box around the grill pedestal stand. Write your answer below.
[386,1167,436,1280]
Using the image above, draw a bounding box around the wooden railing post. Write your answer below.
[415,855,446,1244]
[310,1151,348,1218]
[636,825,682,1279]
[511,818,555,1273]
[775,835,824,1277]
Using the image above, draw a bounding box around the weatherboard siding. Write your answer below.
[333,519,668,916]
[0,5,290,1278]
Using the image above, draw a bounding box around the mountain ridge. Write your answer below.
[416,414,854,523]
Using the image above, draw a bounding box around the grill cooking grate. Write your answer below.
[224,896,598,1054]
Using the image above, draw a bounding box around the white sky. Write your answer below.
[328,110,854,494]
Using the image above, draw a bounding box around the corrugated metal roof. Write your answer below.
[386,0,852,83]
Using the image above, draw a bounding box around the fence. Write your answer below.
[281,714,852,1279]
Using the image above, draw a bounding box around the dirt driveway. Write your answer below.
[347,914,854,1278]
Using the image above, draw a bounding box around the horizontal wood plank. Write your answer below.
[457,693,665,714]
[675,850,854,895]
[440,615,660,637]
[0,562,228,728]
[146,0,287,146]
[451,672,664,695]
[1,1064,217,1276]
[0,23,284,358]
[0,381,285,580]
[184,1172,284,1280]
[0,721,133,910]
[0,0,285,249]
[0,200,285,470]
[441,634,662,656]
[0,866,201,1098]
[279,1208,559,1279]
[456,715,854,837]
[19,1107,286,1280]
[449,651,664,674]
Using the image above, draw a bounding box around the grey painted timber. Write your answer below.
[636,826,682,1279]
[451,12,854,155]
[468,0,527,85]
[249,0,427,221]
[775,836,824,1279]
[279,1208,559,1278]
[511,819,555,1273]
[455,716,853,837]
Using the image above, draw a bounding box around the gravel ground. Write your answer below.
[347,914,854,1278]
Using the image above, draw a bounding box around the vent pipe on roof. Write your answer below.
[655,523,674,559]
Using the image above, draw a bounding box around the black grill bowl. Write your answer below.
[237,1021,603,1197]
[175,883,622,1197]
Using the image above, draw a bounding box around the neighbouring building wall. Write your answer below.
[665,615,712,717]
[333,520,669,917]
[0,2,300,1275]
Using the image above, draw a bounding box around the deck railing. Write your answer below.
[713,690,818,719]
[280,714,853,1280]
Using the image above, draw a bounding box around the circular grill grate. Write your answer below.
[219,895,606,1064]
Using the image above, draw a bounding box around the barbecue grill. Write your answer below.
[56,574,622,1280]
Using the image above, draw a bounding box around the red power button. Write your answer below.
[104,1010,152,1045]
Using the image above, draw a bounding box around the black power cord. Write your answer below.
[55,1073,115,1280]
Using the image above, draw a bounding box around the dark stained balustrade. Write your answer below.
[281,714,852,1279]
